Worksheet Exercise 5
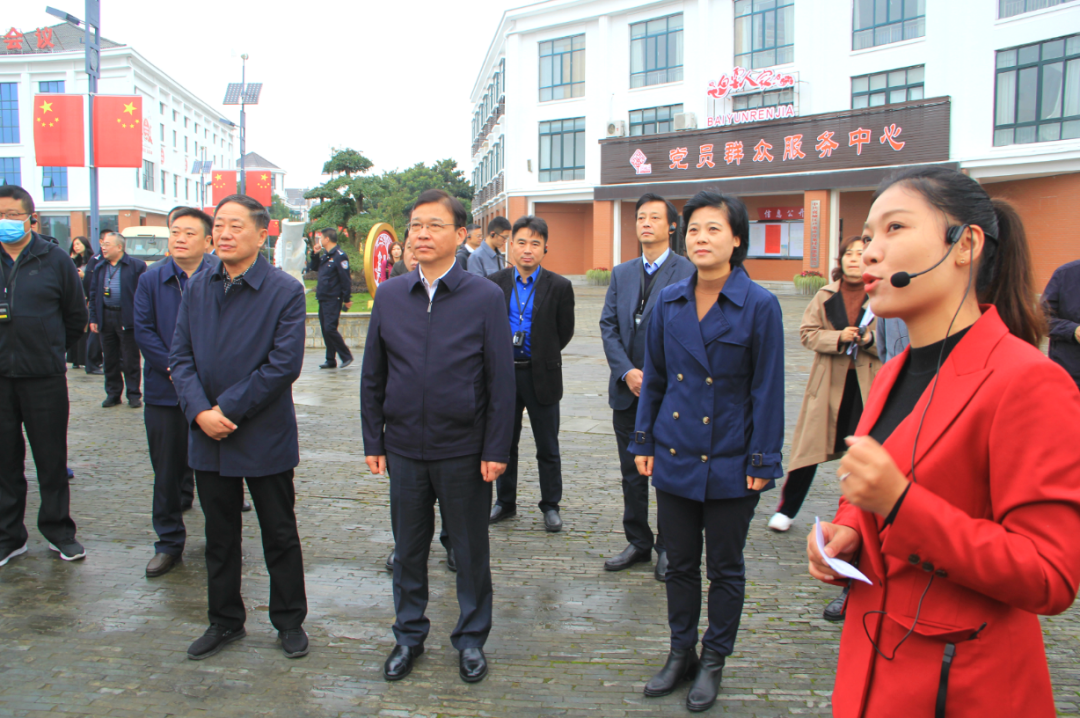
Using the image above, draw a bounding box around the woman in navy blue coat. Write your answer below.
[630,191,784,712]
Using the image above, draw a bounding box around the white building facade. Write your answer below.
[0,23,238,248]
[470,0,1080,284]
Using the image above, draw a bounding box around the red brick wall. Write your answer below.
[534,202,590,275]
[591,201,614,270]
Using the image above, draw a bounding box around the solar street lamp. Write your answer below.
[222,54,261,196]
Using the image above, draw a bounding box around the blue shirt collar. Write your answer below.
[642,248,670,275]
[513,266,541,285]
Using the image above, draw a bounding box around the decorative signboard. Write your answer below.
[364,222,398,296]
[601,98,950,186]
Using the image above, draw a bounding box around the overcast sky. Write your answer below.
[9,0,518,188]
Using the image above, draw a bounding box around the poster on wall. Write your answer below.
[749,221,803,259]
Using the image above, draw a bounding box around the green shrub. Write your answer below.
[586,268,611,286]
[793,271,828,295]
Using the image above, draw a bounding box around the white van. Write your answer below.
[121,226,170,264]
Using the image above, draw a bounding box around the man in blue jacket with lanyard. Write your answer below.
[134,208,215,578]
[170,194,310,661]
[89,232,147,408]
[599,193,694,581]
[314,228,353,369]
[362,189,515,684]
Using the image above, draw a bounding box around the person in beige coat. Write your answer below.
[768,235,880,534]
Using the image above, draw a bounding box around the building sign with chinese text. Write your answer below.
[707,67,796,99]
[708,104,796,128]
[601,98,950,186]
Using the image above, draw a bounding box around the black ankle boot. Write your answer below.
[643,648,699,697]
[686,648,725,712]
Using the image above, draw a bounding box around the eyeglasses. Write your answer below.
[0,212,29,220]
[408,221,456,233]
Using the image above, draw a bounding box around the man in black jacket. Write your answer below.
[89,232,147,408]
[313,228,353,369]
[362,189,514,684]
[0,185,88,566]
[486,216,574,532]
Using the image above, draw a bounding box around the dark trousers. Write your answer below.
[100,308,141,399]
[66,330,87,366]
[318,298,352,364]
[144,404,190,556]
[657,489,759,655]
[387,451,491,649]
[613,400,663,553]
[0,375,76,550]
[85,328,102,372]
[496,366,562,512]
[195,469,307,632]
[777,465,818,519]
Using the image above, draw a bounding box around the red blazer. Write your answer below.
[830,306,1080,718]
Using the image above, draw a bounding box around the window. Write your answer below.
[159,102,165,116]
[630,104,683,135]
[853,0,925,50]
[185,179,190,200]
[173,175,178,198]
[734,0,795,69]
[42,167,68,201]
[995,34,1080,145]
[539,117,586,182]
[160,124,165,142]
[172,110,178,121]
[630,14,683,88]
[173,130,177,148]
[37,215,70,248]
[0,157,21,186]
[184,117,189,128]
[142,160,155,191]
[852,66,924,108]
[39,81,65,93]
[161,170,167,195]
[1001,0,1072,17]
[539,35,585,101]
[733,88,795,110]
[0,84,19,144]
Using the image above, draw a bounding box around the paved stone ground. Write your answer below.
[1,284,1078,717]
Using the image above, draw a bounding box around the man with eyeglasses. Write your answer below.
[88,232,147,408]
[0,185,89,566]
[467,216,511,278]
[362,189,514,684]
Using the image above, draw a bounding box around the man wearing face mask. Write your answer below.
[0,185,89,567]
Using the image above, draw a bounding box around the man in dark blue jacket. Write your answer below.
[134,208,216,578]
[362,189,514,684]
[314,227,353,369]
[0,185,88,566]
[89,232,147,407]
[1044,258,1080,391]
[170,194,310,661]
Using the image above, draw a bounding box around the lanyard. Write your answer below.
[637,260,658,316]
[105,262,120,285]
[512,272,537,322]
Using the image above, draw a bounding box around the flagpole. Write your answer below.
[239,54,247,197]
[86,1,100,251]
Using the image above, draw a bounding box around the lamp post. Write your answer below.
[223,56,261,198]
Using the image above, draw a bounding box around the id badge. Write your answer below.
[634,312,643,328]
[0,300,9,323]
[104,285,111,298]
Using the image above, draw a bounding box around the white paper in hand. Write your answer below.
[815,517,872,585]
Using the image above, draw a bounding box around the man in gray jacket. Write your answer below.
[467,216,511,278]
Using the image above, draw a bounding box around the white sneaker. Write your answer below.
[767,513,793,532]
[0,544,27,567]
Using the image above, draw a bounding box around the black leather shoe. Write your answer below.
[129,397,143,408]
[146,552,180,577]
[102,396,122,408]
[385,550,395,572]
[459,647,488,683]
[318,361,336,369]
[339,357,353,369]
[604,544,651,571]
[279,627,309,658]
[644,648,700,697]
[446,548,457,572]
[654,550,669,582]
[686,648,725,712]
[489,504,516,524]
[383,644,423,681]
[86,366,103,375]
[187,624,246,660]
[823,584,850,622]
[543,509,563,533]
[241,500,252,512]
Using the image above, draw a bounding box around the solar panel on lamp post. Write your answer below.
[222,54,261,199]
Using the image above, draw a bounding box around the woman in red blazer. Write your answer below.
[807,166,1080,718]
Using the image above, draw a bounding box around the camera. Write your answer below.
[513,330,526,347]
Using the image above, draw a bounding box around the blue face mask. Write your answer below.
[0,218,28,244]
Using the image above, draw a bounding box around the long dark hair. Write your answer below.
[70,236,92,266]
[872,166,1045,346]
[832,235,867,282]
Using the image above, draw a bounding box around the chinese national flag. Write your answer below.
[245,171,272,208]
[93,95,143,168]
[268,219,281,237]
[34,95,84,167]
[212,171,238,205]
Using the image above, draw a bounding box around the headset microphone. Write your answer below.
[889,225,966,288]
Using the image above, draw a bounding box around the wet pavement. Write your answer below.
[2,283,1079,717]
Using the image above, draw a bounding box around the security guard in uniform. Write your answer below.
[314,228,353,369]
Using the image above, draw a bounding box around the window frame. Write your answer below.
[41,166,68,201]
[538,117,586,182]
[851,65,925,109]
[733,88,796,111]
[539,34,586,102]
[852,0,926,50]
[993,33,1080,146]
[142,160,155,192]
[999,0,1073,18]
[39,81,65,93]
[630,13,684,88]
[0,157,21,186]
[734,0,795,69]
[629,103,684,136]
[0,83,20,144]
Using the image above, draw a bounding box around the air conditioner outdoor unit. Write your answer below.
[674,112,697,131]
[606,120,626,138]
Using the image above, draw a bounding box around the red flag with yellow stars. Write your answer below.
[34,94,84,167]
[92,95,143,167]
[212,171,238,205]
[245,171,272,208]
